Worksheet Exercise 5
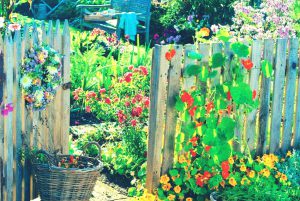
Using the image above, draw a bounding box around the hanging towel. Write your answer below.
[118,12,138,41]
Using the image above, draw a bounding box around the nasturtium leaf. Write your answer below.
[215,99,227,110]
[191,168,198,176]
[203,128,216,145]
[184,64,202,77]
[230,83,253,104]
[188,51,203,60]
[209,175,223,188]
[198,67,209,82]
[157,188,166,199]
[207,117,217,128]
[194,95,204,106]
[175,177,183,185]
[218,117,236,140]
[181,122,196,137]
[216,29,231,42]
[169,169,179,176]
[208,70,218,78]
[217,143,232,162]
[128,187,137,197]
[261,60,273,78]
[175,97,185,112]
[230,42,249,58]
[212,53,225,68]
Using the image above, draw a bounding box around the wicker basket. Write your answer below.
[32,142,103,201]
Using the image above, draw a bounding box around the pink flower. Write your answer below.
[99,88,106,94]
[144,97,150,108]
[8,23,21,32]
[85,106,91,113]
[131,119,137,127]
[135,94,143,102]
[131,106,143,117]
[153,34,159,40]
[128,65,134,70]
[139,66,148,76]
[75,120,80,125]
[125,101,130,107]
[1,103,13,116]
[74,95,79,100]
[105,98,111,104]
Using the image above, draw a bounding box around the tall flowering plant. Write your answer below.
[20,45,62,110]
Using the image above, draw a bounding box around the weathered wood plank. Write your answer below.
[257,39,275,155]
[53,20,63,152]
[13,30,23,201]
[61,20,71,154]
[146,45,169,192]
[224,42,233,82]
[161,45,183,175]
[0,35,4,201]
[3,34,14,201]
[183,44,196,90]
[211,43,223,86]
[270,39,288,153]
[198,43,210,94]
[246,40,263,152]
[282,39,299,150]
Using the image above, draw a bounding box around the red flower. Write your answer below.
[196,177,204,187]
[252,90,257,100]
[222,170,230,180]
[105,98,111,104]
[227,105,232,115]
[131,98,137,104]
[99,88,106,94]
[139,66,148,76]
[227,91,232,101]
[85,106,91,113]
[165,49,176,61]
[74,95,79,100]
[125,101,130,107]
[131,119,137,127]
[190,136,198,146]
[190,149,197,157]
[205,102,214,114]
[69,155,74,163]
[135,94,143,102]
[144,97,150,108]
[241,59,253,70]
[131,106,143,117]
[205,146,211,152]
[181,91,194,107]
[195,122,203,127]
[128,65,134,70]
[188,106,197,117]
[117,110,126,123]
[203,171,212,179]
[124,72,133,83]
[221,161,230,172]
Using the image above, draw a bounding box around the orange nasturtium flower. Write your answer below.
[160,175,170,184]
[229,177,237,187]
[174,185,181,194]
[198,27,210,37]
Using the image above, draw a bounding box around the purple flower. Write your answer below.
[187,15,194,22]
[173,35,181,43]
[166,36,174,43]
[153,34,159,40]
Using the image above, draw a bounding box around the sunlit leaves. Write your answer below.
[230,42,249,58]
[188,52,203,60]
[261,60,273,78]
[216,29,231,42]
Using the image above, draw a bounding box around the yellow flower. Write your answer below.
[167,194,176,201]
[286,151,292,157]
[186,198,193,201]
[229,177,237,187]
[241,177,250,185]
[275,171,282,179]
[199,27,210,37]
[262,168,270,178]
[281,174,288,181]
[248,170,255,178]
[240,164,247,172]
[228,156,234,164]
[162,183,171,191]
[178,155,187,164]
[174,185,181,194]
[160,175,170,184]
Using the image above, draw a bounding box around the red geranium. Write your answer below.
[205,146,211,152]
[189,106,197,117]
[190,149,197,157]
[221,161,230,171]
[222,170,230,179]
[196,177,204,187]
[124,72,133,83]
[131,119,137,127]
[131,106,143,117]
[139,66,148,76]
[99,88,106,94]
[181,91,194,107]
[105,98,111,104]
[241,59,253,70]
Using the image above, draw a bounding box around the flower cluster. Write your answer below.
[0,102,13,116]
[153,28,181,45]
[20,45,62,110]
[231,0,296,39]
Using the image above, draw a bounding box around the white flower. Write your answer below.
[8,23,21,32]
[0,17,4,28]
[20,75,32,88]
[210,24,219,33]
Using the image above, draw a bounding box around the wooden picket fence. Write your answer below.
[146,38,300,191]
[0,20,70,201]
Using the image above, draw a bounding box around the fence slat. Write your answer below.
[183,44,196,90]
[270,39,288,153]
[282,38,299,151]
[13,30,23,201]
[4,34,14,201]
[146,45,169,192]
[198,43,210,93]
[257,39,275,155]
[61,20,71,154]
[0,35,4,201]
[246,40,263,152]
[224,42,233,82]
[211,43,223,86]
[161,45,183,175]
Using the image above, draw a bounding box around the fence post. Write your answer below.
[0,33,3,201]
[161,45,183,175]
[270,39,288,153]
[282,38,299,152]
[146,45,169,192]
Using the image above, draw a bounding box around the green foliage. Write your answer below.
[261,60,273,78]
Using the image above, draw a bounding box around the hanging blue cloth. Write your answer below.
[118,12,138,41]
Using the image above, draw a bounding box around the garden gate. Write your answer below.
[146,38,300,191]
[0,20,70,201]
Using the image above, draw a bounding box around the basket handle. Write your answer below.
[81,142,102,160]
